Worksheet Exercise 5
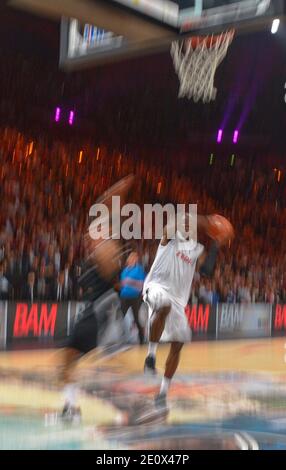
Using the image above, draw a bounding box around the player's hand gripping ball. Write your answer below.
[206,214,234,245]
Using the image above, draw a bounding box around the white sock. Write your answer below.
[160,377,171,396]
[148,342,158,358]
[63,383,78,408]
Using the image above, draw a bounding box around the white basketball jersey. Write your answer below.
[143,232,204,307]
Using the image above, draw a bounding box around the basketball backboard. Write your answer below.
[9,0,285,70]
[59,0,285,70]
[111,1,280,32]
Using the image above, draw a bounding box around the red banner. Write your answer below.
[185,304,216,339]
[272,304,286,335]
[7,302,68,341]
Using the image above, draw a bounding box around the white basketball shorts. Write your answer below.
[143,284,192,343]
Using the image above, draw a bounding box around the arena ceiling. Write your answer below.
[0,2,285,165]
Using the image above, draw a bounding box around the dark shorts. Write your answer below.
[68,289,121,354]
[68,312,98,354]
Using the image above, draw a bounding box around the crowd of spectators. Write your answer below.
[0,127,285,304]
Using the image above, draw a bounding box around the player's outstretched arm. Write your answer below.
[198,242,219,278]
[87,175,135,282]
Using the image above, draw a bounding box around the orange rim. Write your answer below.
[185,29,235,49]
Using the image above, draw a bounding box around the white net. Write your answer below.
[171,30,234,103]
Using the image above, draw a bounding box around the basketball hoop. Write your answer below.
[171,29,235,103]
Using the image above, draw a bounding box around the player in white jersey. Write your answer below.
[143,213,232,410]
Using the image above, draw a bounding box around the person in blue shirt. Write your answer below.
[120,251,146,344]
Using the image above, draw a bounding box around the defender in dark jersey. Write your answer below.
[60,175,134,421]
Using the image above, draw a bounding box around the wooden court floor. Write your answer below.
[0,337,286,449]
[0,337,285,376]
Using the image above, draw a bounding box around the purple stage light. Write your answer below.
[233,130,239,144]
[217,129,223,143]
[54,107,61,122]
[69,110,75,125]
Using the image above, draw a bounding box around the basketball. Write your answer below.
[206,214,234,245]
